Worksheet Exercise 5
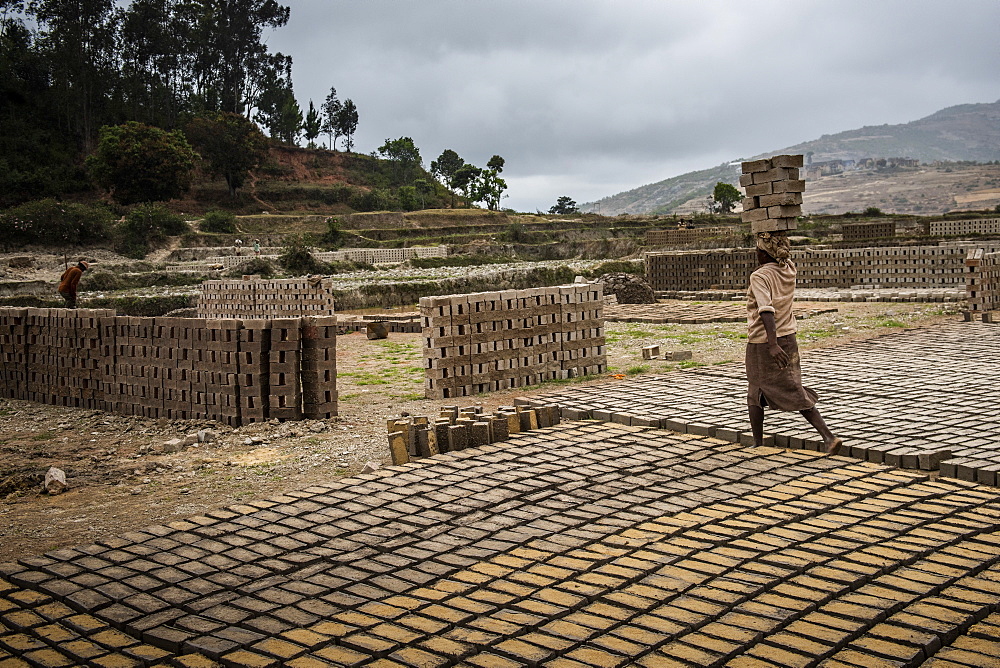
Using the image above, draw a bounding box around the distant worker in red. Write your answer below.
[58,259,89,309]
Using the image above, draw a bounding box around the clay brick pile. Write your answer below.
[198,278,336,319]
[740,154,804,233]
[421,285,606,399]
[386,403,561,464]
[966,249,1000,320]
[0,308,336,425]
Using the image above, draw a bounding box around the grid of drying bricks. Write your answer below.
[644,246,977,293]
[386,405,562,465]
[603,303,838,325]
[198,279,338,320]
[965,250,1000,320]
[0,308,336,427]
[2,423,1000,667]
[420,285,607,399]
[739,155,804,234]
[525,321,1000,488]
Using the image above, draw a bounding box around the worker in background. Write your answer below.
[58,259,88,309]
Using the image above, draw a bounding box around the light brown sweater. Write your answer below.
[746,260,797,343]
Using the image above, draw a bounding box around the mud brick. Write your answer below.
[759,192,803,207]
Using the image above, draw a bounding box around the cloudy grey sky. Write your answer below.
[268,1,1000,212]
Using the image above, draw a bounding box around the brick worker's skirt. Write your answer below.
[746,333,818,410]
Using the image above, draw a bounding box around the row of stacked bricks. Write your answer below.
[644,245,972,292]
[966,249,1000,320]
[740,154,804,233]
[5,308,111,409]
[0,308,27,400]
[252,278,336,317]
[420,285,606,399]
[197,279,257,319]
[197,278,336,319]
[108,317,244,424]
[644,249,756,292]
[300,316,338,419]
[387,404,562,464]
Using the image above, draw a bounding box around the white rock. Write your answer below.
[44,467,67,495]
[361,461,380,474]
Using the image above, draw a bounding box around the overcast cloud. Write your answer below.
[268,1,1000,212]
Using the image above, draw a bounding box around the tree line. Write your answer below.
[0,1,510,212]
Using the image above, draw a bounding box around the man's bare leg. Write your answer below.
[749,405,765,447]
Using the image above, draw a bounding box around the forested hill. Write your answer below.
[584,99,1000,215]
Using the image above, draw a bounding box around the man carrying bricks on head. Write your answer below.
[57,259,88,309]
[745,231,842,454]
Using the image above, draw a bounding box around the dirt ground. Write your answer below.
[0,300,961,563]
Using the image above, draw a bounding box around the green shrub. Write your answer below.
[278,236,329,275]
[114,204,188,259]
[0,199,112,247]
[350,188,392,212]
[227,258,275,278]
[200,209,237,234]
[320,216,344,249]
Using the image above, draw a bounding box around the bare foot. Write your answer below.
[825,437,843,455]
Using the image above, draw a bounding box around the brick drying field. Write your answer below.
[1,321,999,667]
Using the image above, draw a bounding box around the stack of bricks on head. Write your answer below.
[740,154,804,233]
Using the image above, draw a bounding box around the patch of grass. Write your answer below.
[678,360,706,369]
[712,359,734,365]
[338,393,360,401]
[627,364,651,375]
[390,392,425,400]
[873,318,907,328]
[31,432,55,441]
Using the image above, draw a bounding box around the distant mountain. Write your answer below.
[583,100,1000,215]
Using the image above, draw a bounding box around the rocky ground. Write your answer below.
[0,299,960,563]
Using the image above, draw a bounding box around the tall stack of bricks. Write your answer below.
[966,249,1000,318]
[421,285,605,399]
[300,316,338,419]
[0,308,336,425]
[740,154,804,233]
[198,278,337,319]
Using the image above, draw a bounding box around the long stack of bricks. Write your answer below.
[0,308,336,425]
[645,245,973,292]
[421,285,606,399]
[386,404,562,464]
[966,249,1000,320]
[198,278,336,319]
[740,154,804,233]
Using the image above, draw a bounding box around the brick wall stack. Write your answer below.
[198,278,336,319]
[645,227,737,246]
[301,316,338,420]
[645,245,971,292]
[421,285,606,399]
[966,249,1000,316]
[0,308,336,425]
[842,221,896,242]
[930,217,1000,237]
[740,154,805,233]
